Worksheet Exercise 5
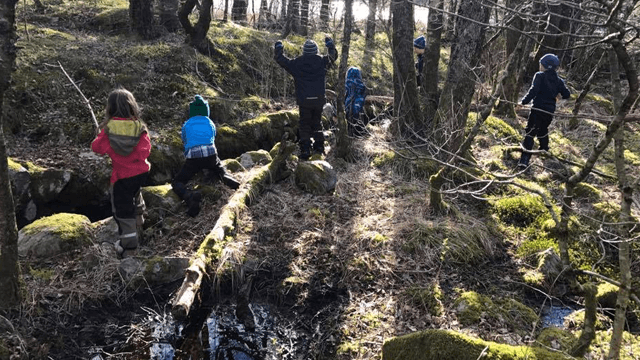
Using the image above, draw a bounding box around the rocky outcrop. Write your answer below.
[18,213,93,258]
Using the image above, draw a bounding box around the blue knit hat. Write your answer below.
[189,95,209,117]
[413,35,426,50]
[303,39,318,55]
[540,53,560,71]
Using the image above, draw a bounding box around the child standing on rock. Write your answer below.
[518,53,571,169]
[274,36,338,160]
[171,95,241,217]
[91,88,150,258]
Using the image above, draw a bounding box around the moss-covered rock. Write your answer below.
[536,327,578,351]
[596,282,619,309]
[493,194,550,227]
[148,134,184,185]
[25,162,72,204]
[405,284,444,316]
[588,330,640,360]
[216,111,299,160]
[483,115,520,142]
[141,185,183,224]
[237,149,272,169]
[370,149,440,180]
[18,213,93,258]
[454,291,538,330]
[294,160,337,195]
[382,329,572,360]
[222,158,246,173]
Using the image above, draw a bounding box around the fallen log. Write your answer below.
[171,141,297,319]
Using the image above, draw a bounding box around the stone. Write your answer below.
[18,213,93,258]
[294,160,337,195]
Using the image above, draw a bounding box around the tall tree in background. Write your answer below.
[300,0,309,36]
[335,0,353,159]
[232,0,248,23]
[320,0,330,29]
[0,0,21,309]
[130,0,155,39]
[525,1,572,81]
[179,0,213,48]
[493,0,523,117]
[391,0,422,137]
[443,0,457,41]
[283,0,300,36]
[361,0,378,76]
[158,0,180,32]
[433,0,489,151]
[422,0,443,122]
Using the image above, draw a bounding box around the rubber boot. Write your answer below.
[518,152,531,169]
[184,190,202,217]
[299,140,311,161]
[114,217,138,258]
[312,133,325,155]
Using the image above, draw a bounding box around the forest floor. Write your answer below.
[2,0,640,359]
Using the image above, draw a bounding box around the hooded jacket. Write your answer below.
[275,43,338,106]
[521,70,571,113]
[345,67,366,120]
[91,117,151,184]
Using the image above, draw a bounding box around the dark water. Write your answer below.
[540,305,575,328]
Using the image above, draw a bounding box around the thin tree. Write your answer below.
[390,0,422,137]
[335,0,354,159]
[361,0,378,76]
[232,0,248,23]
[179,0,214,48]
[422,0,443,122]
[0,0,21,308]
[432,0,489,151]
[130,0,155,39]
[300,0,309,36]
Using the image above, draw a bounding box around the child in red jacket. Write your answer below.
[92,88,151,258]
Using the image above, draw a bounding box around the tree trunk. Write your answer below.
[443,0,457,42]
[158,0,180,32]
[283,0,299,36]
[232,0,248,23]
[224,0,229,21]
[422,0,443,122]
[129,0,155,39]
[0,0,21,309]
[525,2,572,81]
[607,126,633,360]
[390,0,422,137]
[433,0,489,151]
[361,0,377,76]
[493,0,523,117]
[570,52,604,128]
[299,0,308,36]
[320,0,330,29]
[335,0,353,159]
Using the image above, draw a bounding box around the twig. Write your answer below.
[52,61,99,131]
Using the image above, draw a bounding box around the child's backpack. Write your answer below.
[345,67,366,122]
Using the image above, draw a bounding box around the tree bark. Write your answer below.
[443,0,457,42]
[391,0,422,137]
[158,0,180,32]
[361,0,377,76]
[232,0,248,23]
[493,0,523,117]
[179,0,214,48]
[570,52,604,128]
[129,0,155,39]
[0,0,21,309]
[299,0,308,36]
[433,0,489,151]
[422,0,443,122]
[320,0,330,29]
[335,0,353,159]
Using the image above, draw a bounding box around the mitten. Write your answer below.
[275,41,284,51]
[325,37,334,47]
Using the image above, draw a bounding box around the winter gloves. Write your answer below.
[325,36,334,48]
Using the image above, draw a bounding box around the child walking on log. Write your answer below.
[518,53,571,169]
[91,88,150,258]
[172,95,241,217]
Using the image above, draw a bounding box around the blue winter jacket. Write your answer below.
[521,70,570,113]
[345,67,366,121]
[181,115,217,156]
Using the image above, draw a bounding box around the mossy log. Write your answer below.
[382,329,573,360]
[171,142,296,320]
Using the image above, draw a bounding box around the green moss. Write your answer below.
[484,115,520,141]
[21,213,92,249]
[536,327,577,351]
[406,284,444,316]
[564,309,611,331]
[574,182,602,200]
[24,161,46,175]
[29,267,55,281]
[371,150,440,180]
[516,238,558,259]
[454,291,538,329]
[144,184,173,197]
[596,282,619,308]
[7,158,24,172]
[371,232,389,246]
[493,194,550,227]
[222,158,245,173]
[589,330,640,360]
[585,94,615,114]
[337,340,364,355]
[382,329,572,360]
[593,201,621,222]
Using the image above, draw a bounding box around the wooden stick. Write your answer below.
[56,61,100,131]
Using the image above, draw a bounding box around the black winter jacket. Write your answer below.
[275,44,338,107]
[521,70,571,113]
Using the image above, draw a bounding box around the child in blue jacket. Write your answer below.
[518,53,571,168]
[345,66,367,136]
[172,95,241,217]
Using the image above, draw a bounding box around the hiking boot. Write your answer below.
[185,190,202,217]
[222,174,241,190]
[299,143,311,161]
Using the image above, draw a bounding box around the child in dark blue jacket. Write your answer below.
[172,95,241,217]
[274,37,338,160]
[413,35,426,87]
[518,53,571,168]
[345,66,367,136]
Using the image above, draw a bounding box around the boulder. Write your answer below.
[221,158,246,173]
[25,162,72,204]
[7,158,36,226]
[148,141,184,185]
[294,160,337,195]
[141,185,183,224]
[18,213,93,258]
[118,256,189,288]
[92,216,119,245]
[237,150,272,169]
